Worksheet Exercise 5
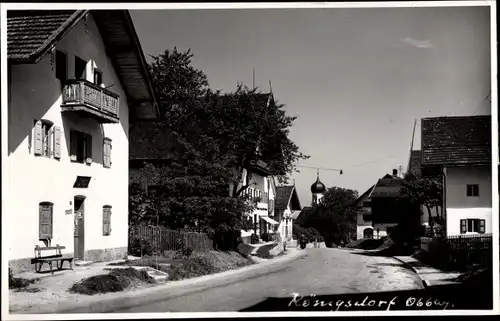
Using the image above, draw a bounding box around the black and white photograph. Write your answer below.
[1,1,498,318]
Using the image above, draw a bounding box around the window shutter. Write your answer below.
[85,134,92,163]
[70,130,78,161]
[103,139,112,168]
[479,219,485,234]
[53,126,62,159]
[103,207,111,236]
[34,120,43,155]
[39,204,53,239]
[460,219,467,234]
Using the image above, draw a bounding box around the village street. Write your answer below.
[114,248,424,313]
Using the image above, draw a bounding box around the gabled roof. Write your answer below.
[275,185,302,211]
[351,184,375,207]
[369,174,405,198]
[7,10,158,120]
[295,206,313,224]
[421,115,491,166]
[7,10,86,61]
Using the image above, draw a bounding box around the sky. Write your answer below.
[130,5,492,206]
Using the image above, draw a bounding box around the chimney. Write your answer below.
[392,169,398,176]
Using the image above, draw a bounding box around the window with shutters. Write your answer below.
[102,205,112,236]
[103,138,112,168]
[460,218,485,234]
[70,130,92,164]
[33,120,61,159]
[466,184,479,197]
[39,202,54,240]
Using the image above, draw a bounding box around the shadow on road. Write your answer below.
[240,283,493,312]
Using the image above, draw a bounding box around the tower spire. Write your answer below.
[269,79,273,93]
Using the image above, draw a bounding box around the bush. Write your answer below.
[128,235,154,257]
[293,224,323,242]
[9,267,36,289]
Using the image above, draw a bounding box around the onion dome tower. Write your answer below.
[310,169,326,205]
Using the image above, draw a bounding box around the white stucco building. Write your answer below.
[421,115,492,236]
[274,185,302,242]
[238,160,279,242]
[5,10,157,272]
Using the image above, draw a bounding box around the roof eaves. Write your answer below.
[122,10,159,118]
[10,10,89,64]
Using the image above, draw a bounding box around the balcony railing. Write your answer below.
[61,79,120,123]
[241,187,269,204]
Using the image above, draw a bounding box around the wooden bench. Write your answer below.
[31,245,74,274]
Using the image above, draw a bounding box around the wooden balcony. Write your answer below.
[61,80,120,123]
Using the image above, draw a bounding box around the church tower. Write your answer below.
[310,169,326,205]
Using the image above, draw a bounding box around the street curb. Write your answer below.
[12,250,307,314]
[391,256,428,289]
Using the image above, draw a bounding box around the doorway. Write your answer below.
[74,196,86,260]
[363,228,374,239]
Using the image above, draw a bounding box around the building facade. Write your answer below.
[351,185,378,240]
[6,10,157,272]
[421,115,492,236]
[274,185,302,242]
[238,162,279,242]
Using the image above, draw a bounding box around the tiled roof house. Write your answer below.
[421,115,492,236]
[6,10,157,272]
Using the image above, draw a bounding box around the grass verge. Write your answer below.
[9,268,39,291]
[108,250,254,283]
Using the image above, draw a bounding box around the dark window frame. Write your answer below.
[93,68,103,86]
[466,184,479,197]
[70,130,92,165]
[460,218,486,234]
[74,55,87,80]
[55,50,67,84]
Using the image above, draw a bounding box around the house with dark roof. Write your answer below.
[6,10,157,273]
[368,169,420,238]
[349,169,418,240]
[421,115,492,236]
[274,185,302,242]
[350,184,376,240]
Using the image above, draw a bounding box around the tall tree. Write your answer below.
[298,186,358,246]
[132,48,307,249]
[400,171,443,231]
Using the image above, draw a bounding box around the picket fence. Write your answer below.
[131,225,213,252]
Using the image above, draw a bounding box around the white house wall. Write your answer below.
[8,14,129,271]
[445,166,492,236]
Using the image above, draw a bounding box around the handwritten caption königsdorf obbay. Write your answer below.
[288,293,454,311]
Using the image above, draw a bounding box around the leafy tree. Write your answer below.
[129,182,148,227]
[148,47,210,109]
[132,48,307,250]
[298,187,358,246]
[400,171,443,232]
